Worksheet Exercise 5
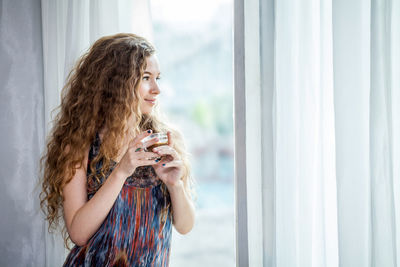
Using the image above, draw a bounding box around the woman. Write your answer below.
[39,33,196,266]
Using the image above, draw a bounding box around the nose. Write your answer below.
[151,80,160,95]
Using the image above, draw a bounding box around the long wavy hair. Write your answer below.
[39,33,196,249]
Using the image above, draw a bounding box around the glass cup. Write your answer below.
[141,132,169,160]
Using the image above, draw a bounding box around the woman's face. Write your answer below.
[138,55,161,114]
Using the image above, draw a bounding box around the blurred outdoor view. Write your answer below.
[149,0,235,266]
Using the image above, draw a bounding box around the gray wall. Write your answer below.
[0,0,46,266]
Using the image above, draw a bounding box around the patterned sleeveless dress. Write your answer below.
[63,132,173,267]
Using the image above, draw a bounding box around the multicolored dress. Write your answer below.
[63,132,173,267]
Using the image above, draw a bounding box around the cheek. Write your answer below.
[138,81,148,96]
[138,87,145,98]
[139,83,151,95]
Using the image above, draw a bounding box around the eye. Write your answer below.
[156,77,161,81]
[142,76,150,81]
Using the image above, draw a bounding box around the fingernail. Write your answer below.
[147,130,152,133]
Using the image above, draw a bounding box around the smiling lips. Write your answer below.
[145,99,156,105]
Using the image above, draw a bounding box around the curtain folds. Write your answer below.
[273,0,338,266]
[0,0,46,266]
[369,0,399,265]
[245,0,400,266]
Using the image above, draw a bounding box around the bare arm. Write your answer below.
[167,181,195,234]
[151,131,195,235]
[63,160,127,246]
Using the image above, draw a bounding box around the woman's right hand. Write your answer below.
[115,130,160,178]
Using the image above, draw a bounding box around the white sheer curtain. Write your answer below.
[236,0,400,266]
[40,1,152,265]
[369,0,400,264]
[273,0,338,265]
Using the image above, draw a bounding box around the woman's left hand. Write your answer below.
[152,131,184,188]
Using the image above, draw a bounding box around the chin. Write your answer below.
[141,109,152,115]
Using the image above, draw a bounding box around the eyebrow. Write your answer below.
[143,71,161,75]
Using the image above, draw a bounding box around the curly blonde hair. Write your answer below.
[39,33,196,249]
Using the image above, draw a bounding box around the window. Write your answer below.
[150,0,235,266]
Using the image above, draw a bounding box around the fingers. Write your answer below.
[160,159,183,168]
[129,133,161,152]
[141,136,160,150]
[152,145,179,160]
[136,158,161,166]
[137,151,160,160]
[141,151,161,157]
[167,131,173,146]
[129,129,153,148]
[132,152,162,167]
[129,137,159,154]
